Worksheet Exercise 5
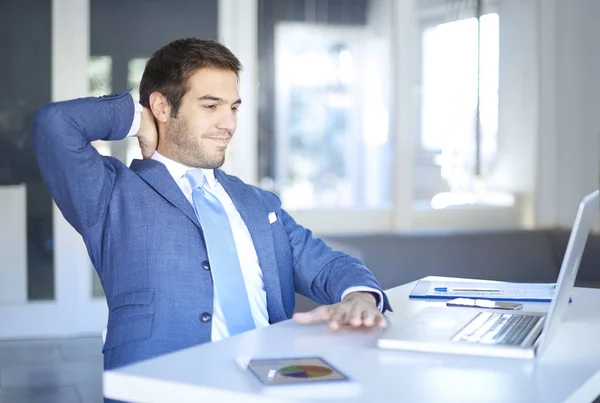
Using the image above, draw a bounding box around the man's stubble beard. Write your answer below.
[166,116,226,169]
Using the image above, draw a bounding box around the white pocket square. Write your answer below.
[268,212,277,224]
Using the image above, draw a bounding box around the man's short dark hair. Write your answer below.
[139,37,242,117]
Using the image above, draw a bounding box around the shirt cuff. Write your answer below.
[127,93,143,137]
[341,287,384,312]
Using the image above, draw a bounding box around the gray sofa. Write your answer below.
[294,229,600,312]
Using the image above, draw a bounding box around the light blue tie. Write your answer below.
[186,169,255,336]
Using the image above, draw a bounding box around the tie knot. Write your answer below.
[185,168,205,189]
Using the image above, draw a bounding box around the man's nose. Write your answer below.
[216,109,237,132]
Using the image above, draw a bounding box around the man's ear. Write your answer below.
[148,92,172,123]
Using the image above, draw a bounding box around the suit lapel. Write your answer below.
[130,161,286,321]
[215,170,287,323]
[130,159,200,228]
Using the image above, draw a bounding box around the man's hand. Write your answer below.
[293,292,387,330]
[136,107,158,159]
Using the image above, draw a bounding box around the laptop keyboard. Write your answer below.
[452,312,542,346]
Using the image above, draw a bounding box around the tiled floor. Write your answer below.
[0,337,103,403]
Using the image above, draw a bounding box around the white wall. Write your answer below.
[412,0,600,231]
[218,0,259,186]
[0,186,27,304]
[488,0,600,231]
[490,0,538,194]
[553,0,600,228]
[534,0,600,229]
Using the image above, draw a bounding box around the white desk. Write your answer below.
[104,277,600,403]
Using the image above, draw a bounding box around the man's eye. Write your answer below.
[203,104,217,110]
[232,106,240,112]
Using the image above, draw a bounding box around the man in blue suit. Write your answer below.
[32,38,391,383]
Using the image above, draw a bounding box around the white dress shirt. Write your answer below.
[151,151,268,341]
[125,94,383,341]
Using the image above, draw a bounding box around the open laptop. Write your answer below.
[377,190,599,359]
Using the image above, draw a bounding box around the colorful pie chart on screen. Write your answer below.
[278,365,333,378]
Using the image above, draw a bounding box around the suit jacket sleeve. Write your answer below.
[279,208,393,312]
[31,91,134,233]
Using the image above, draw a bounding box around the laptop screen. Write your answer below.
[536,190,599,355]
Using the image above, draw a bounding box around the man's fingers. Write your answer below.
[362,310,376,327]
[372,311,387,328]
[293,305,331,324]
[348,302,363,327]
[136,107,159,159]
[328,310,348,330]
[356,309,386,328]
[137,137,157,160]
[294,298,388,330]
[377,314,388,327]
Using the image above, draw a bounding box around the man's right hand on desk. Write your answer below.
[293,291,387,330]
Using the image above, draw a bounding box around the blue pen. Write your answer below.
[435,287,502,292]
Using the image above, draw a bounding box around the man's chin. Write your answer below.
[201,156,225,170]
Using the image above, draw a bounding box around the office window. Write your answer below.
[275,25,391,209]
[419,13,499,201]
[88,56,112,97]
[88,56,112,157]
[0,0,54,302]
[127,58,147,101]
[260,0,393,210]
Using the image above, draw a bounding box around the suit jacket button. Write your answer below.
[202,261,210,271]
[200,312,212,322]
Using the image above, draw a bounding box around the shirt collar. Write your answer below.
[150,151,217,189]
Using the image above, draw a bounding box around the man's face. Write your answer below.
[165,67,240,169]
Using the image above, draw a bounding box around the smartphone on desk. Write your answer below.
[446,297,523,310]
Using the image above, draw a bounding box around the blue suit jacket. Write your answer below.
[31,91,391,371]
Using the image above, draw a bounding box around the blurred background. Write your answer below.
[1,0,600,345]
[1,0,600,401]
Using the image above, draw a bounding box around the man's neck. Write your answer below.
[156,144,179,164]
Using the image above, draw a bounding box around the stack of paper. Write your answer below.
[409,280,557,302]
